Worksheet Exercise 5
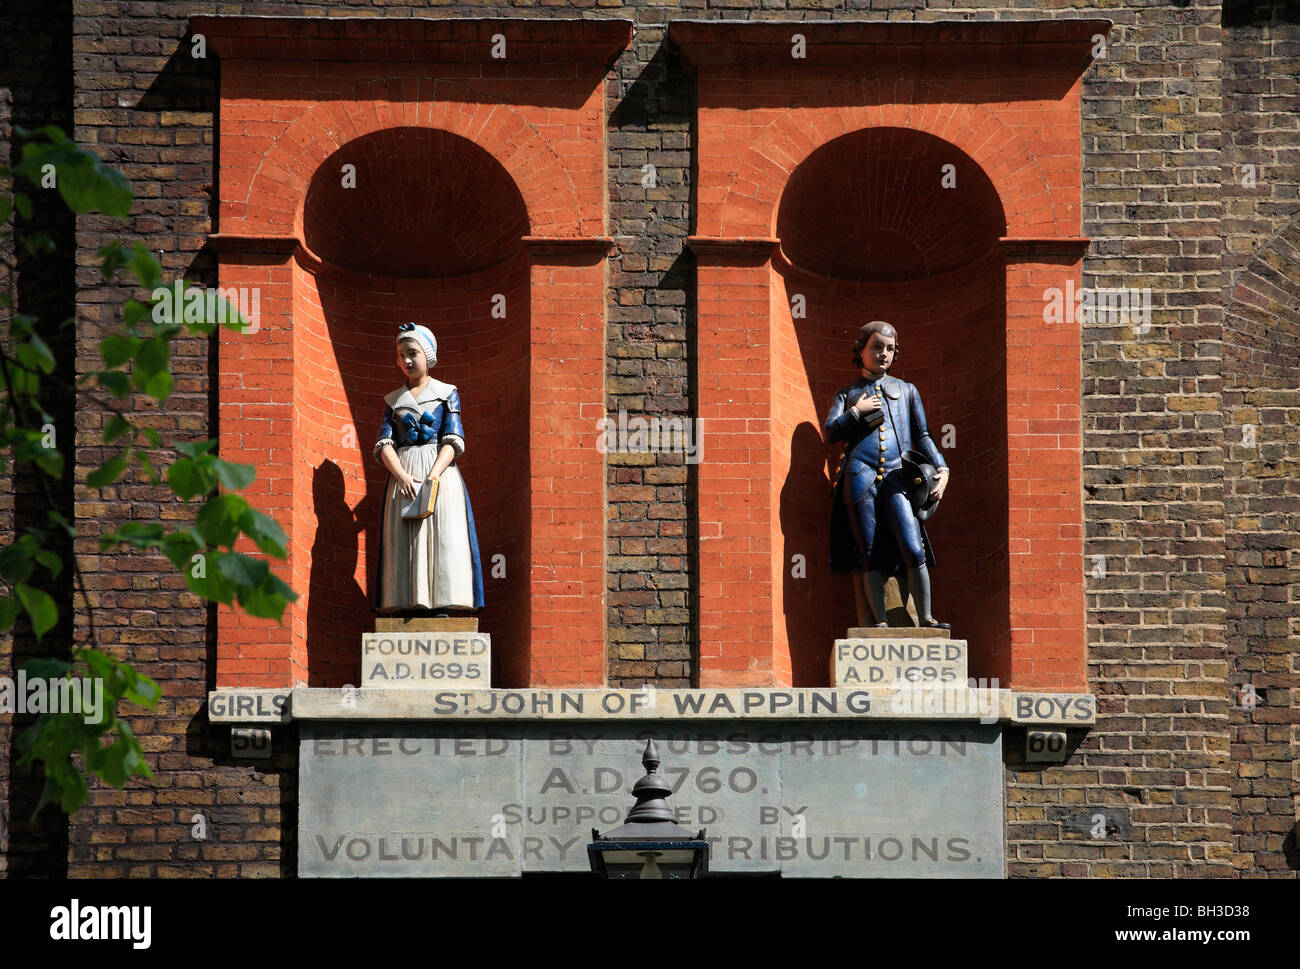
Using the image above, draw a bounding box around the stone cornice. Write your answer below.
[667,18,1113,67]
[190,15,633,65]
[999,236,1092,261]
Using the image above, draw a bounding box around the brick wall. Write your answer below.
[0,0,1285,876]
[1009,0,1235,876]
[1222,8,1300,877]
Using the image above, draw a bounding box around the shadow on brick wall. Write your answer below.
[1,0,74,878]
[1224,0,1300,26]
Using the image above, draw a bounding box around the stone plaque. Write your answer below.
[833,637,968,687]
[1024,729,1069,763]
[207,688,291,723]
[360,632,490,688]
[231,726,273,759]
[298,721,1003,878]
[1009,693,1096,726]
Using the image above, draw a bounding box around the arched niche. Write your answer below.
[676,18,1099,690]
[292,129,532,688]
[772,128,1011,687]
[203,16,623,689]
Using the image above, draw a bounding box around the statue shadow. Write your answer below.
[306,460,371,686]
[779,421,858,686]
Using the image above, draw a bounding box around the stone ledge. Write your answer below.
[208,686,1096,727]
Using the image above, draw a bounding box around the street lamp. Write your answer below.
[587,738,710,879]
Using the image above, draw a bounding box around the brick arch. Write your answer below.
[241,78,585,240]
[716,85,1060,239]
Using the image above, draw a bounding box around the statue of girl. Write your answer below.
[373,322,484,616]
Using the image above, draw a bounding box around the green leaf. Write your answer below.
[100,334,139,368]
[100,522,165,551]
[243,569,297,620]
[137,335,169,374]
[160,530,202,571]
[175,439,218,459]
[127,243,161,291]
[240,508,288,559]
[79,647,115,685]
[140,428,160,448]
[14,193,32,220]
[214,549,264,587]
[15,332,55,374]
[22,232,56,257]
[15,430,65,478]
[96,240,128,282]
[0,196,11,224]
[35,450,65,478]
[166,456,217,500]
[123,298,150,329]
[86,453,127,489]
[23,658,74,680]
[97,370,131,399]
[123,672,161,709]
[96,736,130,787]
[135,449,158,484]
[0,540,35,584]
[142,369,173,402]
[15,583,57,638]
[216,552,297,620]
[196,493,250,548]
[16,134,133,217]
[34,550,63,578]
[45,510,75,537]
[10,311,38,336]
[103,414,132,443]
[0,597,21,632]
[185,556,236,604]
[213,458,255,492]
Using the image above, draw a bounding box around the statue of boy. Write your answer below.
[824,321,951,629]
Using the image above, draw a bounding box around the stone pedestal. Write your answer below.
[833,625,968,687]
[375,615,479,633]
[362,618,491,688]
[846,626,949,639]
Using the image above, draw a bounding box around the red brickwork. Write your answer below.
[680,23,1093,689]
[205,19,617,689]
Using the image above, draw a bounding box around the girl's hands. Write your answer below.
[397,472,419,499]
[426,467,443,484]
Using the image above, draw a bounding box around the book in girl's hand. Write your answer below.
[401,477,439,520]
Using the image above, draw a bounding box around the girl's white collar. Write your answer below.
[385,378,456,412]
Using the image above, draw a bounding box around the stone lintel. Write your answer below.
[207,686,1096,727]
[847,626,951,639]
